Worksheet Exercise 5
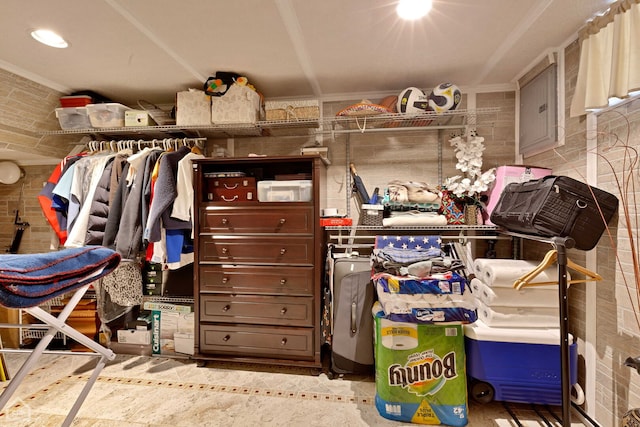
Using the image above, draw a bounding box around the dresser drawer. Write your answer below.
[200,324,314,359]
[200,294,313,326]
[199,236,313,264]
[200,206,313,234]
[200,265,314,295]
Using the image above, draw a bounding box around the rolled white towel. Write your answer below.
[473,258,566,288]
[471,277,559,308]
[475,300,560,328]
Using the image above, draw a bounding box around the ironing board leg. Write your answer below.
[0,317,60,411]
[0,284,115,423]
[60,354,109,427]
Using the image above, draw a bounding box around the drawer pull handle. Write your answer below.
[280,278,287,285]
[220,195,238,202]
[221,218,228,225]
[224,183,239,190]
[223,335,230,342]
[279,248,287,255]
[222,305,230,312]
[279,218,286,225]
[221,247,228,254]
[280,307,287,315]
[222,277,229,284]
[281,338,287,346]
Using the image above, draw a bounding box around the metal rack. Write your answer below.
[40,107,500,139]
[502,232,577,427]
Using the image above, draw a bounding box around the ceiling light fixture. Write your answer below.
[30,29,69,48]
[396,0,432,20]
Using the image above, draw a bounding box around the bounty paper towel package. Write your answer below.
[373,303,468,426]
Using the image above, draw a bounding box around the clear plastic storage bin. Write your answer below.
[257,180,312,202]
[55,107,92,130]
[86,103,132,128]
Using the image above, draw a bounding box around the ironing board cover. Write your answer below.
[0,246,121,308]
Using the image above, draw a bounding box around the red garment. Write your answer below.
[37,154,85,245]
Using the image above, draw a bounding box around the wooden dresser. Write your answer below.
[192,155,324,369]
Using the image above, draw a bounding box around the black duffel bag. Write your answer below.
[490,175,619,250]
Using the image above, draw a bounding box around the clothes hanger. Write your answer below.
[513,249,602,290]
[512,249,558,288]
[190,139,203,155]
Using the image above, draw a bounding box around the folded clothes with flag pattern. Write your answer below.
[0,246,121,308]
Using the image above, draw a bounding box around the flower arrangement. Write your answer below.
[444,133,496,199]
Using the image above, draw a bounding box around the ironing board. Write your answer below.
[0,246,121,427]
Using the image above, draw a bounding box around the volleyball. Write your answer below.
[397,87,429,114]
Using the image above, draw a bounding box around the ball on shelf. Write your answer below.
[428,83,462,113]
[397,87,429,114]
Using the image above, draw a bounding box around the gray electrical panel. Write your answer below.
[519,64,557,156]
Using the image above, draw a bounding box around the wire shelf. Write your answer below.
[41,108,499,139]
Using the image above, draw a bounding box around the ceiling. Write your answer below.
[0,0,613,163]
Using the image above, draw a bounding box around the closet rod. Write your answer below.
[327,234,508,242]
[87,137,206,145]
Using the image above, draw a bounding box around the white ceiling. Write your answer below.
[0,0,613,163]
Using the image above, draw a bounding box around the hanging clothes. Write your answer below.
[37,153,86,245]
[84,157,115,245]
[144,145,194,269]
[114,147,163,259]
[172,151,205,237]
[65,153,115,248]
[103,162,130,250]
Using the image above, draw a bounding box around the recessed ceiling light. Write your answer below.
[396,0,432,20]
[30,29,69,48]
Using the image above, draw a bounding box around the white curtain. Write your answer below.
[570,0,640,117]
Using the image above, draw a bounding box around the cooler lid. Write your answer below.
[463,320,573,345]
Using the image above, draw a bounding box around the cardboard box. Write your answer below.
[149,305,194,355]
[176,89,211,126]
[174,332,195,355]
[125,109,154,126]
[117,329,151,345]
[211,84,262,124]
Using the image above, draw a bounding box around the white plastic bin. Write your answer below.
[257,180,312,202]
[86,103,132,128]
[55,107,92,129]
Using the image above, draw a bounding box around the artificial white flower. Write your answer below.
[445,134,496,198]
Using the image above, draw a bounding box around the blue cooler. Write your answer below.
[463,320,577,405]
